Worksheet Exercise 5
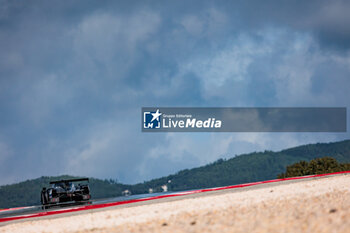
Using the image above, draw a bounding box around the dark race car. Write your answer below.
[41,178,91,209]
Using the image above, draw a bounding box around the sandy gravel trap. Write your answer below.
[1,174,350,233]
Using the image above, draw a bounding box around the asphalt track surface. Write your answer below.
[0,171,349,226]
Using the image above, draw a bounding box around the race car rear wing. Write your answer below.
[50,178,89,184]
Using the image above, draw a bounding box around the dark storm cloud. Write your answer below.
[215,0,350,50]
[0,0,349,185]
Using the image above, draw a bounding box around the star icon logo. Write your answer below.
[151,109,162,122]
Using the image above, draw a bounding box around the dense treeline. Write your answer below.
[277,157,350,178]
[1,139,350,208]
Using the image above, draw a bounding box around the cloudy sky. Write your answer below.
[0,0,349,185]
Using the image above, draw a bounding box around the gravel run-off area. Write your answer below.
[1,174,350,233]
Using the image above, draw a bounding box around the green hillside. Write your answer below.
[129,139,350,193]
[1,139,350,208]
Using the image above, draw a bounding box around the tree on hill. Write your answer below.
[277,157,350,178]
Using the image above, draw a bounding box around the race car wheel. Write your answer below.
[41,192,48,210]
[41,193,45,204]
